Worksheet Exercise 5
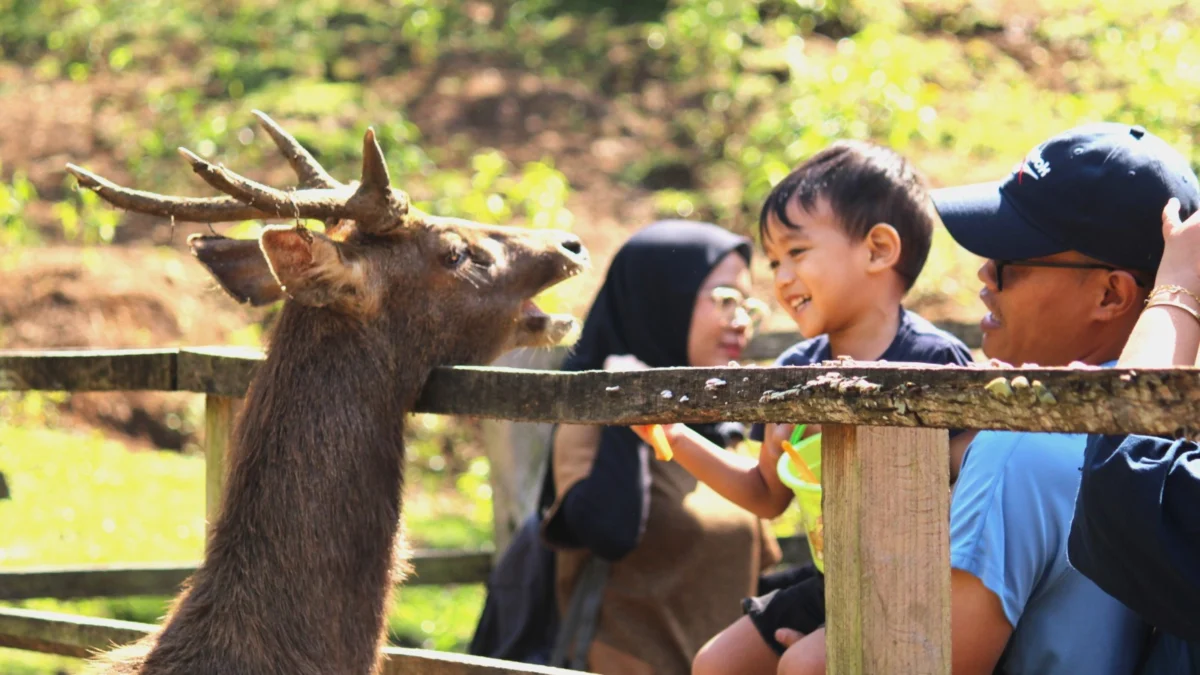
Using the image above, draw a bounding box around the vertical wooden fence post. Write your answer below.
[822,424,951,675]
[204,395,241,544]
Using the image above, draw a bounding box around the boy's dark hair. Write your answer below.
[758,141,935,290]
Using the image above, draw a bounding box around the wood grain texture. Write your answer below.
[823,425,951,675]
[416,363,1200,436]
[5,349,1198,436]
[0,607,584,673]
[0,550,497,601]
[0,348,176,391]
[203,394,240,543]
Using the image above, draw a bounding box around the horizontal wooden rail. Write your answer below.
[0,537,811,601]
[0,322,978,392]
[0,607,579,674]
[0,549,494,601]
[6,348,1195,434]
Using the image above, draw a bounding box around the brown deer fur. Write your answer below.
[70,114,588,674]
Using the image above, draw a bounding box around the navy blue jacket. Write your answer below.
[1069,433,1200,671]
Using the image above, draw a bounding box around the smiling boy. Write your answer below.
[649,141,976,675]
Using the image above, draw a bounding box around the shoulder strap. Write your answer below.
[541,424,613,670]
[550,555,611,669]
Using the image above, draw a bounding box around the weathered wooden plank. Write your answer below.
[0,551,496,601]
[0,607,149,658]
[417,363,1200,436]
[0,564,196,602]
[0,319,976,395]
[823,425,951,675]
[177,346,261,395]
[381,648,583,675]
[0,540,809,602]
[405,549,494,586]
[6,349,1197,434]
[204,394,241,542]
[0,348,176,392]
[0,607,584,673]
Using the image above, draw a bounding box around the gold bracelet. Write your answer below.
[1145,299,1200,326]
[1148,284,1200,307]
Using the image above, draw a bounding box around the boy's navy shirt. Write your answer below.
[750,308,975,442]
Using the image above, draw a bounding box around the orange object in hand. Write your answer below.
[633,424,674,461]
[781,440,818,484]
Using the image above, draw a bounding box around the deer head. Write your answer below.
[66,111,589,365]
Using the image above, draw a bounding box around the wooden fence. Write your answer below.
[3,326,1196,674]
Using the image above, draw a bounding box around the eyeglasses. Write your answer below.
[710,286,770,331]
[993,259,1148,292]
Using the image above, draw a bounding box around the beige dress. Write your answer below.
[543,425,781,675]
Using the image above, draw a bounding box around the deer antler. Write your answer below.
[250,110,341,190]
[65,112,411,234]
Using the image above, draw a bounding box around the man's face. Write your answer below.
[976,252,1113,366]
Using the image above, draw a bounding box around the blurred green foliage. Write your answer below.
[2,0,1197,235]
[0,163,40,248]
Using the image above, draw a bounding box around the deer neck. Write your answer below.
[152,304,433,672]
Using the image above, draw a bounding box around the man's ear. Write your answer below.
[258,224,371,311]
[188,234,285,306]
[864,223,902,273]
[1096,270,1144,321]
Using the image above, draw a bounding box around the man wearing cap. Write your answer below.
[929,122,1200,674]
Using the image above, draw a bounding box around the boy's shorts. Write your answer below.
[744,563,826,655]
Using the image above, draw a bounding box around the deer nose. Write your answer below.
[557,234,588,262]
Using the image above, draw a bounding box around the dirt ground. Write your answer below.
[0,57,786,314]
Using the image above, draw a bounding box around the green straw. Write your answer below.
[789,424,807,446]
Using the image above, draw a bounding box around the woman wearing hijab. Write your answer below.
[540,220,782,675]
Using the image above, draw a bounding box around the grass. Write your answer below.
[0,398,490,673]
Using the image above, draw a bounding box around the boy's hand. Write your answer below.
[766,423,821,452]
[763,423,795,461]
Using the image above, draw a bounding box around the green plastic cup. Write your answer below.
[775,428,824,573]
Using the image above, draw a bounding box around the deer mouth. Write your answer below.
[515,298,577,348]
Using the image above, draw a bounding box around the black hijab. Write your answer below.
[545,221,753,560]
[563,219,753,372]
[563,219,752,451]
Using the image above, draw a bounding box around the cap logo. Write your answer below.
[1017,149,1051,184]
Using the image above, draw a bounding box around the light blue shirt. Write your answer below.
[950,429,1149,674]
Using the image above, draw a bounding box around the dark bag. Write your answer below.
[467,510,561,664]
[468,446,610,669]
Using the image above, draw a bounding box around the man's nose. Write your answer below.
[978,260,1000,291]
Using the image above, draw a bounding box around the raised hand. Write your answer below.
[1157,197,1200,290]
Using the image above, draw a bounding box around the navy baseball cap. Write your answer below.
[932,123,1200,273]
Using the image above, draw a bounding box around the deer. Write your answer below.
[65,111,589,675]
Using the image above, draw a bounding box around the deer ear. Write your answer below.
[258,225,367,309]
[188,234,285,306]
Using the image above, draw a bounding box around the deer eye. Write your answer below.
[443,246,469,269]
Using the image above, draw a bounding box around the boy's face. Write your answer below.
[763,197,872,339]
